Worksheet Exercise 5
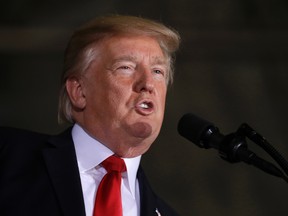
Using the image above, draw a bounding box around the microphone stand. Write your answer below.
[219,123,288,183]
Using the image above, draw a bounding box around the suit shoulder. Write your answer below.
[0,127,50,151]
[0,126,48,140]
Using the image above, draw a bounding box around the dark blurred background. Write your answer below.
[1,0,288,215]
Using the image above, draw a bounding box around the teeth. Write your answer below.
[140,103,149,109]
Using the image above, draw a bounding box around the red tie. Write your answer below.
[93,155,126,216]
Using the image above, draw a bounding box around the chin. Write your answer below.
[116,135,155,157]
[120,144,152,158]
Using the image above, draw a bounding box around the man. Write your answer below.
[0,15,180,216]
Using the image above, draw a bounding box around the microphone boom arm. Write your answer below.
[214,130,287,182]
[236,123,288,180]
[177,113,288,183]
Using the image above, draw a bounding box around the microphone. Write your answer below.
[178,113,246,162]
[178,113,285,178]
[177,113,223,150]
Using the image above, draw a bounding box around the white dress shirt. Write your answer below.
[72,124,141,216]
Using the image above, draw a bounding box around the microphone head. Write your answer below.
[177,113,216,148]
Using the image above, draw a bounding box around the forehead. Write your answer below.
[98,35,167,62]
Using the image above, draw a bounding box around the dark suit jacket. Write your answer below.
[0,127,179,216]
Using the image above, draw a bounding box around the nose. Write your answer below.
[134,69,155,93]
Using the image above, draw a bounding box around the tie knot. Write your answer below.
[102,155,126,173]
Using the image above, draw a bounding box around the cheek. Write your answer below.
[106,85,131,112]
[159,86,167,108]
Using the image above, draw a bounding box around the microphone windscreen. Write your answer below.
[177,113,214,146]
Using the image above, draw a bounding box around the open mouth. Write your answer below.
[136,100,154,115]
[139,101,153,109]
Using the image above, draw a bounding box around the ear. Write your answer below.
[65,77,86,110]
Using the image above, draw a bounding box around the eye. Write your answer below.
[115,64,135,76]
[118,65,130,70]
[115,61,136,71]
[154,69,162,74]
[153,68,166,77]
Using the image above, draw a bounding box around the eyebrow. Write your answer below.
[111,55,168,67]
[111,55,137,65]
[151,56,168,66]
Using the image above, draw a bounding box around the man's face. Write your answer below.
[73,35,168,157]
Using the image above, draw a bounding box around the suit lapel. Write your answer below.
[42,128,86,216]
[138,166,179,216]
[137,166,158,216]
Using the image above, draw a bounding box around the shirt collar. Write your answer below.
[72,123,141,197]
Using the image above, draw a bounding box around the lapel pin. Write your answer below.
[155,208,161,216]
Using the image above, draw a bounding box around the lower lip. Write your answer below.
[135,106,154,115]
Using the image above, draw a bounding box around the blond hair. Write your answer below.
[58,15,180,123]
